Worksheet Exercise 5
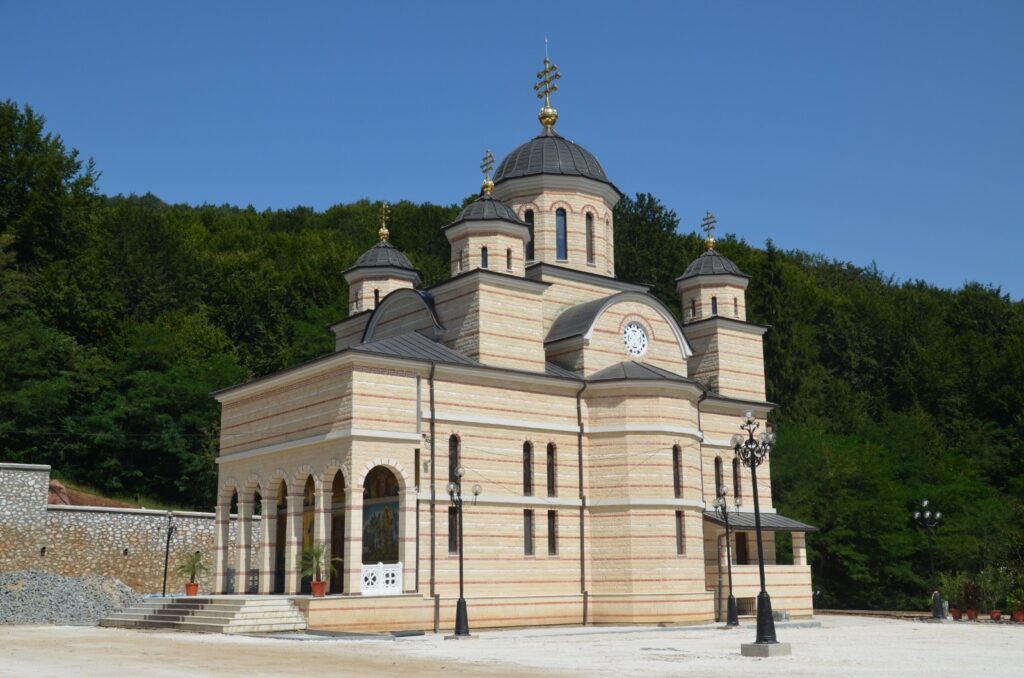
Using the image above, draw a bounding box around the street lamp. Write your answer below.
[731,411,778,646]
[913,499,943,619]
[713,484,741,626]
[447,466,481,637]
[161,512,176,597]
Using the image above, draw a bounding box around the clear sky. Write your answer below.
[3,1,1022,298]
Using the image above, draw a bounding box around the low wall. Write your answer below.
[0,464,254,594]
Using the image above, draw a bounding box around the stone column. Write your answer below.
[284,495,304,594]
[314,484,333,587]
[259,509,277,593]
[213,503,231,594]
[399,487,418,592]
[343,486,364,594]
[792,531,807,566]
[235,501,252,594]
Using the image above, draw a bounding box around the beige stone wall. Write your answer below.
[332,313,370,351]
[578,300,689,376]
[500,188,615,277]
[679,282,748,324]
[686,324,766,401]
[535,269,627,334]
[447,232,526,277]
[365,293,437,343]
[347,276,414,315]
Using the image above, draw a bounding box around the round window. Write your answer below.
[622,322,649,357]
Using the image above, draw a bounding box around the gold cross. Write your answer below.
[701,211,717,250]
[378,202,390,242]
[534,57,560,106]
[480,150,495,179]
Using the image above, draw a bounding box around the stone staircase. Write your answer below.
[99,596,308,634]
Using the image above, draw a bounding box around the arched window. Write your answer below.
[373,288,380,307]
[734,297,739,317]
[586,213,595,264]
[506,248,513,271]
[448,435,460,484]
[714,456,723,497]
[480,246,488,269]
[733,457,742,502]
[690,299,696,319]
[524,210,535,261]
[523,442,533,496]
[672,445,682,498]
[555,209,567,261]
[546,443,557,497]
[711,296,718,316]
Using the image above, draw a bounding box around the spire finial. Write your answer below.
[533,44,561,130]
[700,211,718,250]
[378,201,390,242]
[480,150,495,195]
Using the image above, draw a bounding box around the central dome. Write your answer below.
[493,128,610,185]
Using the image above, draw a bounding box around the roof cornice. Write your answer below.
[491,172,622,206]
[526,262,648,292]
[682,316,769,336]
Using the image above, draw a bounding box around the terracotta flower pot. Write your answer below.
[185,582,199,596]
[989,609,1002,621]
[949,607,962,620]
[966,608,978,621]
[310,580,327,598]
[1012,610,1024,623]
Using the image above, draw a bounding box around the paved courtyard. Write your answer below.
[2,614,1022,677]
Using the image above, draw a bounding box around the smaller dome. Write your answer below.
[348,240,418,274]
[677,249,748,281]
[444,194,527,230]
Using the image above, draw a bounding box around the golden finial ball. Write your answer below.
[481,177,495,195]
[539,106,558,128]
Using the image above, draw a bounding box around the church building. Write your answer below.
[211,57,815,632]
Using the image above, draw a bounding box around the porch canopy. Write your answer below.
[703,510,817,532]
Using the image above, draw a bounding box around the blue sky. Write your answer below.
[3,1,1022,298]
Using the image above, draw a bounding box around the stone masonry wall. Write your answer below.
[0,464,257,594]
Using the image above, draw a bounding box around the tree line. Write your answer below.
[2,100,1021,609]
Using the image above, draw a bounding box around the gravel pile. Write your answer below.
[0,570,144,625]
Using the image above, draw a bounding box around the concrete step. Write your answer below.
[100,596,308,634]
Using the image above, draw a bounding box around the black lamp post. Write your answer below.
[161,512,176,597]
[731,410,778,646]
[713,484,741,627]
[913,499,943,619]
[446,466,481,637]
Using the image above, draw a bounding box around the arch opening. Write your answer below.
[362,466,400,565]
[330,472,346,593]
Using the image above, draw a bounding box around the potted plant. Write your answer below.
[961,578,980,621]
[300,542,340,598]
[175,551,208,596]
[1006,589,1024,623]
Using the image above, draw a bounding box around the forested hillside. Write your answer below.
[2,101,1021,609]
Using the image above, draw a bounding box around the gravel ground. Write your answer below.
[1,614,1022,677]
[0,570,143,625]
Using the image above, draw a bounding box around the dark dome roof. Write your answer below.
[444,194,527,230]
[349,240,418,273]
[494,128,610,185]
[677,249,748,281]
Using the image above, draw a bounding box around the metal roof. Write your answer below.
[545,362,581,380]
[346,240,418,274]
[702,510,817,532]
[588,360,695,384]
[444,194,527,230]
[545,296,615,343]
[677,249,748,281]
[494,128,611,186]
[352,332,479,367]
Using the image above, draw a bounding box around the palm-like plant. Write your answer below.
[300,542,341,582]
[175,551,208,584]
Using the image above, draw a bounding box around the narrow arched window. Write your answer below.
[733,457,742,502]
[523,442,534,496]
[448,435,460,484]
[586,213,595,264]
[373,288,380,307]
[506,248,513,271]
[481,246,488,269]
[714,456,723,497]
[546,443,557,497]
[734,297,739,317]
[524,210,535,261]
[711,296,718,316]
[672,445,682,498]
[690,299,696,320]
[555,209,567,261]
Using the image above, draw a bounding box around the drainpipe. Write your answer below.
[428,362,439,633]
[575,379,588,624]
[696,391,707,503]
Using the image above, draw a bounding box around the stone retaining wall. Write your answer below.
[0,464,256,594]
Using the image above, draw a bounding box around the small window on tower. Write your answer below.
[507,248,513,271]
[690,299,696,320]
[524,210,535,261]
[586,213,595,264]
[374,289,380,307]
[734,297,738,317]
[481,246,489,269]
[556,209,567,261]
[711,296,718,316]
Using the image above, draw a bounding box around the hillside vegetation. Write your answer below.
[2,100,1021,609]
